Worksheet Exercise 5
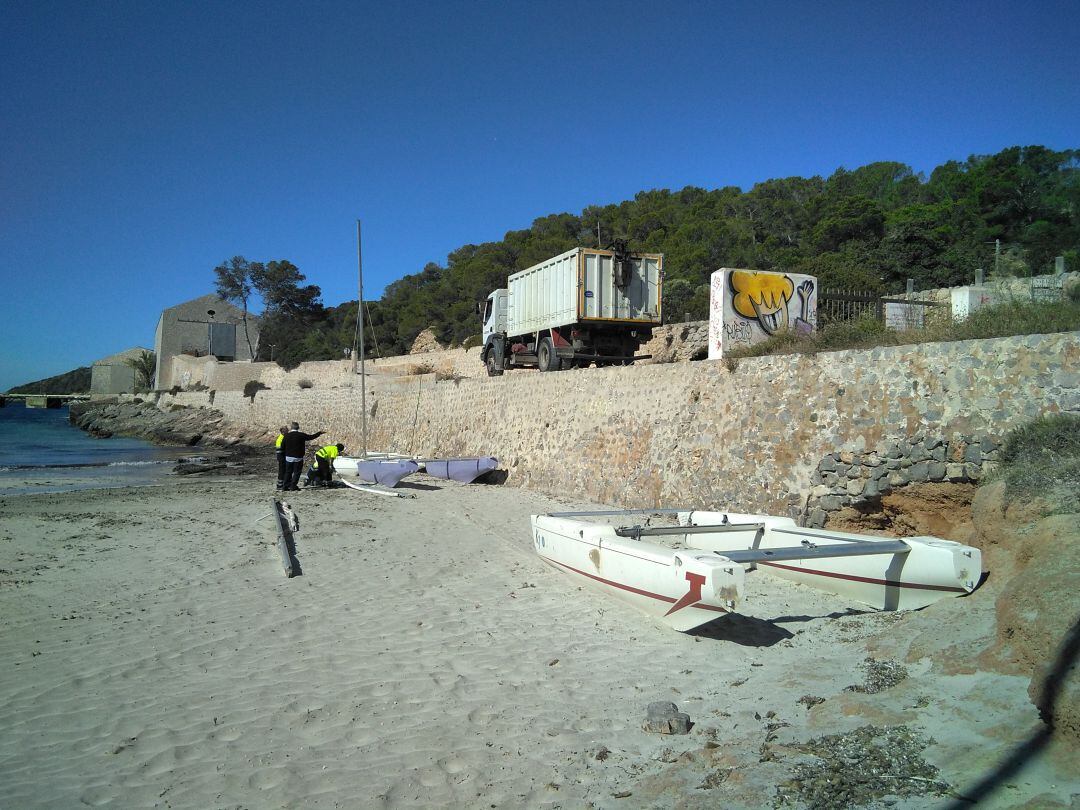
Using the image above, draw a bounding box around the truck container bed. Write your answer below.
[507,247,662,335]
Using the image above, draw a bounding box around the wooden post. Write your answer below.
[271,499,299,578]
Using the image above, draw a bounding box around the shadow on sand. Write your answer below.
[476,469,509,485]
[945,616,1080,807]
[690,613,794,646]
[397,480,443,492]
[691,607,874,647]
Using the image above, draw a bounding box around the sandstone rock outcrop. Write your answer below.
[640,321,708,364]
[409,328,444,354]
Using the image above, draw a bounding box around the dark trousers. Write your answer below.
[283,459,304,491]
[276,450,285,489]
[316,456,333,484]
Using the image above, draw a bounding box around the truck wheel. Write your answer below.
[537,337,560,372]
[485,350,504,377]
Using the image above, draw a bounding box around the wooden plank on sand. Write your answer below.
[272,499,299,577]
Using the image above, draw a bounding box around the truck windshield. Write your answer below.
[483,298,493,323]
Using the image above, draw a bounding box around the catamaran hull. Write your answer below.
[679,511,981,611]
[423,456,498,483]
[336,458,419,487]
[531,514,742,632]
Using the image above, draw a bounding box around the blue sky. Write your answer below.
[2,0,1078,389]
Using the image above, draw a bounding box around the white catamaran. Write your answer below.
[532,508,982,632]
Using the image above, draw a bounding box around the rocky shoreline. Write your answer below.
[69,399,275,476]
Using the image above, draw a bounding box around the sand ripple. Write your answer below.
[1,481,1070,808]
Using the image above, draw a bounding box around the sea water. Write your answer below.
[0,405,194,495]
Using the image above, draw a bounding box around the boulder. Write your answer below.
[640,321,709,363]
[643,701,691,735]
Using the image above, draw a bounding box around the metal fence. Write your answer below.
[817,288,945,329]
[818,270,1075,331]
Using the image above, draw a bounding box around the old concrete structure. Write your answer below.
[148,330,1079,518]
[154,295,259,390]
[709,269,817,358]
[90,347,151,397]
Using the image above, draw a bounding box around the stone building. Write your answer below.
[90,347,152,397]
[154,295,259,390]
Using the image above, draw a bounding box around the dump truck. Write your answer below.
[480,244,663,375]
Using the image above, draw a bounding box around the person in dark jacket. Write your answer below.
[281,422,325,491]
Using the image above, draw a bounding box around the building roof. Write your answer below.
[160,294,253,322]
[93,346,152,366]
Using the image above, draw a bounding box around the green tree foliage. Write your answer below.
[210,256,328,370]
[812,197,885,253]
[215,145,1079,363]
[251,260,327,370]
[253,260,323,318]
[125,350,156,392]
[213,256,261,358]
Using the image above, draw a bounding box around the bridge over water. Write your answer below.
[0,393,90,409]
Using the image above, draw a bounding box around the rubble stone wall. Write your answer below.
[155,331,1080,517]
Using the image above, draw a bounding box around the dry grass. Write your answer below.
[724,298,1080,362]
[405,361,434,376]
[991,413,1080,515]
[434,359,463,383]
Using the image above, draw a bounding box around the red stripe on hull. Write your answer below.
[760,561,967,593]
[541,556,729,614]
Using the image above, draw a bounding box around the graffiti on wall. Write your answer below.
[708,269,817,359]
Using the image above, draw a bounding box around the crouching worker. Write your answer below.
[313,443,345,487]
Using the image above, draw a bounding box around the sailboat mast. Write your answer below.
[356,219,368,458]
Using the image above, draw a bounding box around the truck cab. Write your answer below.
[480,290,510,376]
[481,289,508,345]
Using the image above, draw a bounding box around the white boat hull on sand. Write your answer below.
[679,511,981,612]
[532,510,982,632]
[532,514,744,632]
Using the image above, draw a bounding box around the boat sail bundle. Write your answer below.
[334,455,498,487]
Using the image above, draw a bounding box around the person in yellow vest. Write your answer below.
[274,426,288,490]
[309,443,345,487]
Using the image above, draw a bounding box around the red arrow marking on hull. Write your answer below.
[665,571,706,616]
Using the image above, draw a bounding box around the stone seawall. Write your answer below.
[153,331,1080,516]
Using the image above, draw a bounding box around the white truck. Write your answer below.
[480,244,663,375]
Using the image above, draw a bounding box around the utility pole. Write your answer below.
[356,219,368,458]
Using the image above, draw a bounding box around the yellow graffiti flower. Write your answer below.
[730,271,794,334]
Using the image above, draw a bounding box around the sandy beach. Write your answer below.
[1,468,1076,809]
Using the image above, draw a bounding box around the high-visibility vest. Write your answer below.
[315,444,339,460]
[275,434,284,449]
